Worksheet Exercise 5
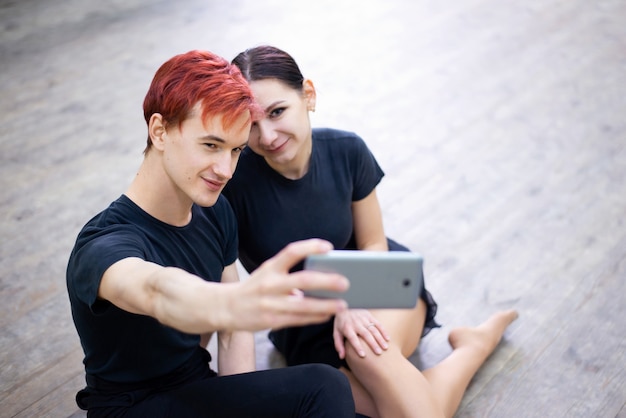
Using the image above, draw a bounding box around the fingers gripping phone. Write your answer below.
[303,250,423,309]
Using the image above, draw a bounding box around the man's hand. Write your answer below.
[225,239,350,331]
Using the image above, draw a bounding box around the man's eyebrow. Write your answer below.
[199,135,225,143]
[200,135,248,149]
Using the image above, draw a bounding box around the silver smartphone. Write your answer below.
[303,250,423,309]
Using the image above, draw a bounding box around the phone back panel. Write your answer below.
[304,250,423,308]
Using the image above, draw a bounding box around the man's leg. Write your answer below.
[129,363,355,418]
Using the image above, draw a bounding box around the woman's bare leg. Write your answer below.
[422,310,519,418]
[339,367,379,418]
[342,300,428,417]
[344,300,444,417]
[343,304,518,418]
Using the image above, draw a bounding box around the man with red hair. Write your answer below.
[66,50,355,417]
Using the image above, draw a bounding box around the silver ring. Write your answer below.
[366,323,375,328]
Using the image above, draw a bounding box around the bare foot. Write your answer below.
[448,309,519,358]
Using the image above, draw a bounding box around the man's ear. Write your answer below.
[148,113,167,151]
[303,79,317,112]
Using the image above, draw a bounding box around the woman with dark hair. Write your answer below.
[224,45,518,418]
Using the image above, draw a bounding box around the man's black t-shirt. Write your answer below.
[66,194,237,383]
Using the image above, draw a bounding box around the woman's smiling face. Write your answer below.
[247,78,316,171]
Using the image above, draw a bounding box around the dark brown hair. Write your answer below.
[232,45,305,92]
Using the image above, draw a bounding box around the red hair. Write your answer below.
[142,50,261,153]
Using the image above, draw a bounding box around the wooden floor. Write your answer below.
[1,0,625,416]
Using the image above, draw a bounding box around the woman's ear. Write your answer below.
[303,79,317,112]
[148,113,167,151]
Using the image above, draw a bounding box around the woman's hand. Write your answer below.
[333,309,390,359]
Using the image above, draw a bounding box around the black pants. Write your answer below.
[79,351,355,417]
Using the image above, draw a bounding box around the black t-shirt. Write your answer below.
[223,127,384,273]
[66,194,237,383]
[223,127,385,367]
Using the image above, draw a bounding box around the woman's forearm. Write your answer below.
[217,330,256,375]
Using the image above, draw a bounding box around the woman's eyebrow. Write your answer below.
[265,100,286,112]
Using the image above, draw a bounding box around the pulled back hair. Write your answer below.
[231,45,305,92]
[142,50,260,153]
